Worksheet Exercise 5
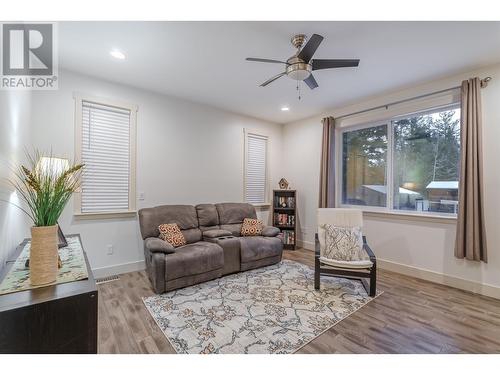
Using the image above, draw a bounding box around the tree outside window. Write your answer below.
[341,105,460,215]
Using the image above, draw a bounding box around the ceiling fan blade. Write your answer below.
[246,57,288,65]
[297,34,324,63]
[260,72,286,87]
[304,74,318,90]
[312,59,360,70]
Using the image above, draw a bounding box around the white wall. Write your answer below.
[3,69,282,276]
[283,63,500,298]
[0,91,33,273]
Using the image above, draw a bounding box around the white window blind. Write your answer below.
[245,132,268,204]
[80,101,132,213]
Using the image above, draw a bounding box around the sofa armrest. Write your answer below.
[145,237,176,254]
[203,229,233,239]
[143,244,166,294]
[262,226,280,237]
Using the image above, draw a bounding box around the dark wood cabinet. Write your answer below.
[0,235,98,354]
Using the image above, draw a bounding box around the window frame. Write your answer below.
[336,102,460,219]
[73,93,138,218]
[243,128,270,207]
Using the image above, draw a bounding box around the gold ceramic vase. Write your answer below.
[30,225,59,286]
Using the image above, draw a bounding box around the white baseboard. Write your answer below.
[296,240,500,299]
[92,260,145,279]
[297,239,314,251]
[377,258,500,300]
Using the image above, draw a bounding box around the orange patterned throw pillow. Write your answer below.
[240,218,263,236]
[158,223,187,247]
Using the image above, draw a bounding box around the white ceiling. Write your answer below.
[59,21,500,123]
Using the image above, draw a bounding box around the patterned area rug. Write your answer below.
[143,260,380,354]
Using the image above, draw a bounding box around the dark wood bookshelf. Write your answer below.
[273,189,297,250]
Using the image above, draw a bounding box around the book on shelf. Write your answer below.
[273,213,295,226]
[275,196,295,209]
[282,230,295,245]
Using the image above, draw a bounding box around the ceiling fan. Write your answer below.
[246,33,360,90]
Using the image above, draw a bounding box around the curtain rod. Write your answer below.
[334,76,492,121]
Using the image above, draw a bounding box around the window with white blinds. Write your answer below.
[75,97,137,215]
[244,131,268,205]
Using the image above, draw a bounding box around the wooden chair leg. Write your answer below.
[314,233,320,290]
[314,259,320,290]
[369,263,377,297]
[360,278,370,295]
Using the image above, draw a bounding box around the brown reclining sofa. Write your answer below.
[138,202,283,293]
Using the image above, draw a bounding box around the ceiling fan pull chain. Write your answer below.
[297,80,301,100]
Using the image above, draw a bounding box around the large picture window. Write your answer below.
[340,105,460,215]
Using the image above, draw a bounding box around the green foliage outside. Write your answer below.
[342,108,460,210]
[393,109,460,193]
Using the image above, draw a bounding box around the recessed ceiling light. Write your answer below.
[110,49,125,60]
[281,106,290,111]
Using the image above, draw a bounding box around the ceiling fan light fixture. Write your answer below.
[286,67,311,80]
[281,106,290,111]
[246,33,360,92]
[286,57,311,80]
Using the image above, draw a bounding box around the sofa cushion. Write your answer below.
[139,205,198,239]
[181,228,203,244]
[158,223,187,247]
[196,204,220,231]
[240,218,263,236]
[165,241,224,281]
[216,203,256,224]
[239,236,283,263]
[203,229,233,239]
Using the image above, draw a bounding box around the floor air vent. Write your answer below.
[95,275,120,284]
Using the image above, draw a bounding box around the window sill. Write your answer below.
[74,211,137,220]
[252,203,271,209]
[361,209,457,224]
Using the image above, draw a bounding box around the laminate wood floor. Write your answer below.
[97,248,500,354]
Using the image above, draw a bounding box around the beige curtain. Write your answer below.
[319,116,335,208]
[455,77,487,262]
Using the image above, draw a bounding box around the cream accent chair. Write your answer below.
[315,208,377,297]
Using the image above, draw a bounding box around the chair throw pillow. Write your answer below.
[240,218,263,236]
[158,223,187,247]
[322,224,368,262]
